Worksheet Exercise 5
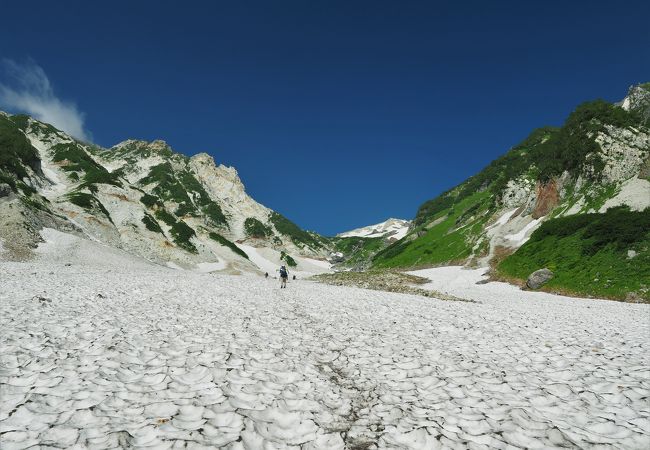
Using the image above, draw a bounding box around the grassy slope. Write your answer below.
[498,208,650,300]
[373,190,491,268]
[373,97,648,274]
[331,236,386,267]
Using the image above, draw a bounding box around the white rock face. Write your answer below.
[189,153,271,241]
[501,176,535,210]
[596,125,650,184]
[338,218,411,240]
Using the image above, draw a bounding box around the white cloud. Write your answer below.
[0,59,91,141]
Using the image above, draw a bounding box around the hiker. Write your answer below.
[279,265,289,288]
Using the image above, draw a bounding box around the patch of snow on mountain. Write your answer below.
[338,218,410,240]
[239,244,331,277]
[196,261,228,272]
[504,217,542,245]
[600,177,650,213]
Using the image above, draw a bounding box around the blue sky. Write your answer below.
[1,0,649,235]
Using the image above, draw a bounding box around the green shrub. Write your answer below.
[66,192,114,224]
[0,115,40,182]
[154,209,197,253]
[202,202,227,227]
[9,114,30,131]
[244,217,272,238]
[269,212,323,249]
[209,232,249,259]
[142,214,164,234]
[154,209,177,226]
[82,167,122,187]
[280,251,297,267]
[140,193,162,208]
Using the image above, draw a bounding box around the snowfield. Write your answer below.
[1,232,649,449]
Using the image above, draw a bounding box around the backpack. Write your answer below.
[280,267,287,277]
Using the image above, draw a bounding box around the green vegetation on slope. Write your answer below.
[66,192,114,224]
[280,251,297,267]
[415,100,643,227]
[374,191,491,268]
[244,217,273,238]
[140,163,228,227]
[498,207,650,300]
[0,114,40,190]
[154,209,198,253]
[142,213,164,234]
[269,212,324,249]
[103,140,173,161]
[209,232,249,259]
[50,141,122,188]
[331,236,386,267]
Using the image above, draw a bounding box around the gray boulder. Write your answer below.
[526,268,554,289]
[0,183,12,198]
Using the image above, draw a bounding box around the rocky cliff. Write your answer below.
[0,114,329,274]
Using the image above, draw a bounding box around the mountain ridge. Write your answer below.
[370,83,650,299]
[0,113,331,275]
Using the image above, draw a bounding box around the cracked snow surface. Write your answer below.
[1,250,649,448]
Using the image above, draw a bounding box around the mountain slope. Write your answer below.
[0,113,329,274]
[372,83,650,300]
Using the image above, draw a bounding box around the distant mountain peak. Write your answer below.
[338,218,411,240]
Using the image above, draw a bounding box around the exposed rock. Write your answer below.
[0,183,13,198]
[639,156,650,179]
[526,268,554,290]
[311,270,476,302]
[329,252,345,263]
[620,83,650,123]
[625,292,644,303]
[627,249,638,259]
[595,125,650,183]
[501,177,535,209]
[532,179,559,219]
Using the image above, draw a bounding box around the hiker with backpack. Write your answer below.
[279,265,289,288]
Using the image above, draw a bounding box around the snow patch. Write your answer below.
[599,177,650,212]
[504,218,542,245]
[239,244,331,277]
[195,261,227,272]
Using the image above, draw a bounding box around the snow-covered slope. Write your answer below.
[338,218,410,241]
[1,233,648,448]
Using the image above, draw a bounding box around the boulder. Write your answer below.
[0,183,12,198]
[329,252,345,263]
[526,268,554,289]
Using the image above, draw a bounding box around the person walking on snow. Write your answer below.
[279,265,289,288]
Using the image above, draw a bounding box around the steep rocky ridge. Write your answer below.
[0,113,329,274]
